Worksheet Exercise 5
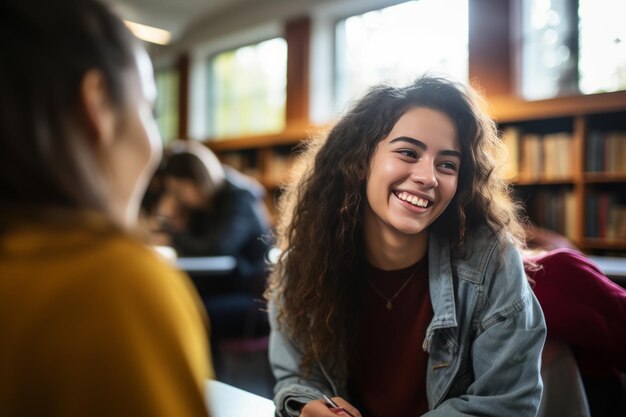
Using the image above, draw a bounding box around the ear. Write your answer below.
[79,69,116,148]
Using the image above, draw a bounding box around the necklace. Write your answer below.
[367,258,424,310]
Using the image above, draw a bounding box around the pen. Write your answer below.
[322,394,358,417]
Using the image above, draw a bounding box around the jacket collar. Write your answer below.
[427,232,459,329]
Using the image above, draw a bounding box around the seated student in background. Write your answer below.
[523,226,626,417]
[0,1,213,416]
[149,140,273,292]
[266,76,546,417]
[148,141,273,341]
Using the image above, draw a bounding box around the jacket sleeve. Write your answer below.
[268,300,336,417]
[425,243,547,417]
[171,192,268,258]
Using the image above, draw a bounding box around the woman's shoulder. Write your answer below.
[88,234,200,305]
[442,225,524,288]
[1,225,206,346]
[224,167,265,199]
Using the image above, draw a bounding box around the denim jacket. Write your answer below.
[268,227,547,417]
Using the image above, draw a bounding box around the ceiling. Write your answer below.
[106,0,256,42]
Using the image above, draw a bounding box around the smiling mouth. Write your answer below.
[395,191,432,208]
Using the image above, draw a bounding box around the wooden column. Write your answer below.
[468,0,512,97]
[176,53,190,139]
[285,16,311,126]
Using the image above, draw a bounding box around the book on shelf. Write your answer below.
[519,133,542,181]
[500,127,520,180]
[585,191,626,240]
[518,131,573,182]
[220,152,263,182]
[542,132,573,179]
[586,130,626,173]
[264,151,296,186]
[528,189,577,239]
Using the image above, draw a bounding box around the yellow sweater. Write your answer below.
[0,221,213,416]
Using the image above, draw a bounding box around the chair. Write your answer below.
[537,339,591,417]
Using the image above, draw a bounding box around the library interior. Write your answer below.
[2,0,626,416]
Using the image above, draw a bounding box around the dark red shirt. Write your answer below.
[349,258,432,417]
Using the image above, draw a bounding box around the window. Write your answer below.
[520,0,626,100]
[335,0,468,111]
[579,0,626,94]
[155,68,179,143]
[208,37,287,138]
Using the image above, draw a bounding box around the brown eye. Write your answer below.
[438,161,458,171]
[397,149,417,159]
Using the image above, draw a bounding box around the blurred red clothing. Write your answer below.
[526,248,626,378]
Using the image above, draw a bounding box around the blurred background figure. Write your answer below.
[0,0,213,416]
[523,225,626,417]
[146,140,273,345]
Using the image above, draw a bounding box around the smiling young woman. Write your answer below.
[266,76,546,417]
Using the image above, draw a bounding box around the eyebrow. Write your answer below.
[389,136,461,158]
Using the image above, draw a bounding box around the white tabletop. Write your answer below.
[176,256,237,274]
[206,379,275,417]
[587,255,626,281]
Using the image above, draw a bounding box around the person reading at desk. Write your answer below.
[149,140,272,290]
[266,76,546,417]
[0,1,213,415]
[148,141,273,342]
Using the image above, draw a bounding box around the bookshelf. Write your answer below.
[204,123,322,219]
[202,91,626,255]
[492,91,626,255]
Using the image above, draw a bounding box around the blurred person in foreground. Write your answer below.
[0,1,213,416]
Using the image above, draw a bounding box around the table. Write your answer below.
[587,255,626,285]
[206,379,275,417]
[176,256,237,276]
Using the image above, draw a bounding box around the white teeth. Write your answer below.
[397,192,429,208]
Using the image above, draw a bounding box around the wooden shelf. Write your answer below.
[584,172,626,183]
[202,123,327,152]
[488,90,626,123]
[582,239,626,250]
[513,178,575,186]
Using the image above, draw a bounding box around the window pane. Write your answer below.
[155,68,179,143]
[208,38,287,139]
[520,0,579,100]
[520,0,626,100]
[579,0,626,94]
[335,0,468,111]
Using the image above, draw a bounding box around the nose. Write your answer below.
[410,160,438,189]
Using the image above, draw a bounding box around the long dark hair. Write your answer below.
[0,0,139,225]
[267,76,525,375]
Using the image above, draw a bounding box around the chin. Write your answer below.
[391,220,430,237]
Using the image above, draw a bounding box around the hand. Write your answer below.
[155,194,189,232]
[149,231,172,246]
[300,397,362,417]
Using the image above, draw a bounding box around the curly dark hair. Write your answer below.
[266,75,525,375]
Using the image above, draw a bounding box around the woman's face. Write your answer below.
[162,177,207,210]
[105,48,163,225]
[363,106,461,244]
